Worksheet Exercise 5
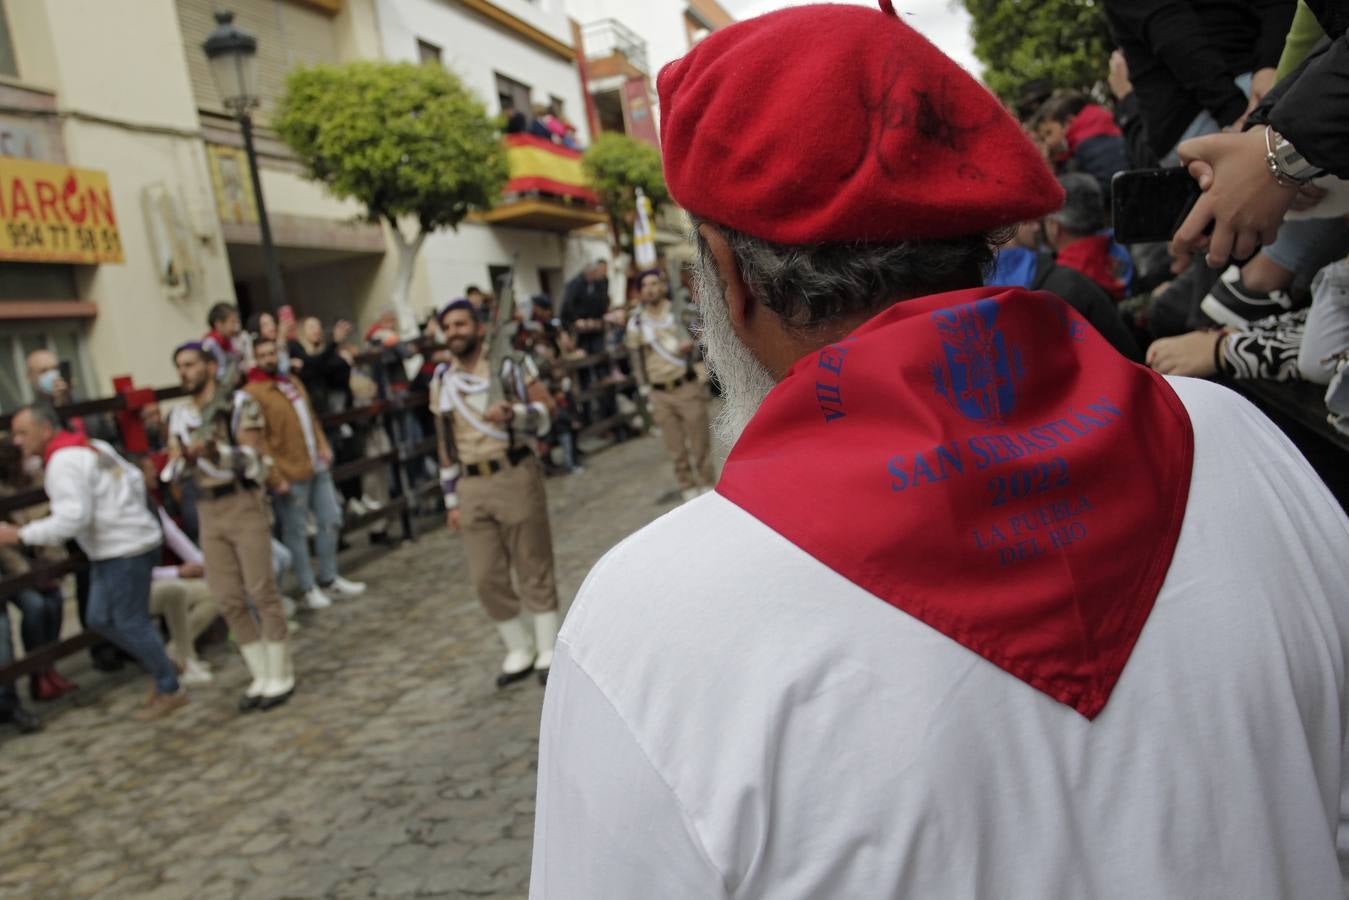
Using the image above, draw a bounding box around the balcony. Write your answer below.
[475,134,608,232]
[582,19,650,80]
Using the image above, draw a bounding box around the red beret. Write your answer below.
[657,1,1064,244]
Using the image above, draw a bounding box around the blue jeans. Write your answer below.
[88,546,180,695]
[10,586,63,654]
[0,603,17,713]
[276,469,343,593]
[1263,217,1349,277]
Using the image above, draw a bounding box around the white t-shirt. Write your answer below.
[532,376,1349,899]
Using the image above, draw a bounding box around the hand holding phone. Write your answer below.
[1111,168,1203,245]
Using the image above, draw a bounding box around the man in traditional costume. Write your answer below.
[626,269,714,501]
[432,300,561,686]
[165,343,295,713]
[530,3,1349,896]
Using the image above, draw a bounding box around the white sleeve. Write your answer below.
[18,453,92,547]
[530,643,728,900]
[157,508,204,566]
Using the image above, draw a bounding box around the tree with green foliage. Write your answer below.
[581,134,670,255]
[961,0,1114,105]
[275,61,509,332]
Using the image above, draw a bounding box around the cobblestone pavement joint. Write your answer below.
[1,433,699,899]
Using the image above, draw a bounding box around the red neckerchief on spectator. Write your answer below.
[205,330,235,354]
[246,367,303,403]
[715,287,1193,719]
[1065,104,1122,152]
[42,429,90,466]
[1057,235,1127,300]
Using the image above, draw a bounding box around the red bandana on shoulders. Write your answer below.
[247,367,303,402]
[42,429,91,466]
[716,287,1193,719]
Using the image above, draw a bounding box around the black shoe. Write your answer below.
[1201,265,1296,328]
[258,689,293,711]
[238,693,262,713]
[368,531,393,546]
[1,706,43,734]
[496,668,534,689]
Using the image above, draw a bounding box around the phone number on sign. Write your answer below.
[4,221,122,257]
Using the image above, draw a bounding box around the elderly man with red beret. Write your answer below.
[531,3,1349,897]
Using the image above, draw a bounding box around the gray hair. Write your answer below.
[690,217,1004,331]
[1049,173,1105,236]
[15,402,61,430]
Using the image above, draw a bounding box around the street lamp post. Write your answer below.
[203,10,287,309]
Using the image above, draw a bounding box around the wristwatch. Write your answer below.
[1264,126,1323,187]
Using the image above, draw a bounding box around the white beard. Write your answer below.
[692,253,779,447]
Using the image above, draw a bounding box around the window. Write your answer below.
[548,95,565,118]
[495,72,532,116]
[417,38,442,66]
[0,326,96,412]
[0,0,17,78]
[0,263,78,301]
[594,89,625,134]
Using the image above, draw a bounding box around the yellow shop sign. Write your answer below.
[0,156,123,264]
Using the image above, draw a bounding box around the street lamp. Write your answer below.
[203,9,286,308]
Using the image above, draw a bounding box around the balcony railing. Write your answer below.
[582,19,650,77]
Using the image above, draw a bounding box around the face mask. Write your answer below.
[36,368,61,395]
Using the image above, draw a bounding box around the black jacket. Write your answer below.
[1032,253,1143,363]
[1248,1,1349,176]
[560,273,610,354]
[1113,92,1160,169]
[1105,0,1296,159]
[288,340,352,416]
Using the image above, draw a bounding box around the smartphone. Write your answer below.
[1111,167,1202,244]
[57,360,72,384]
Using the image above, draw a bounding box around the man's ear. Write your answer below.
[698,224,753,334]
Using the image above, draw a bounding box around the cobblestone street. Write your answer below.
[0,433,698,899]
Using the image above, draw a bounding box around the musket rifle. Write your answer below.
[486,262,521,406]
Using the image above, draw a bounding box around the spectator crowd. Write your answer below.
[998,0,1349,425]
[0,259,687,732]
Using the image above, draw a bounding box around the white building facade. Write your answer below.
[374,0,611,312]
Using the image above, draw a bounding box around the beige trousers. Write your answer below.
[457,457,559,621]
[650,379,714,490]
[148,578,218,663]
[198,488,287,644]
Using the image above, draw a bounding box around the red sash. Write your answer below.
[247,367,303,403]
[716,287,1193,718]
[42,429,91,466]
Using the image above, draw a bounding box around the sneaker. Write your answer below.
[303,587,333,610]
[323,576,366,598]
[1,706,42,734]
[360,494,384,511]
[180,658,213,686]
[346,497,368,517]
[1200,265,1296,328]
[133,689,190,722]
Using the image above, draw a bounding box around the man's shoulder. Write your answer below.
[561,492,820,680]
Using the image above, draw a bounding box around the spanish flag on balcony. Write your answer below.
[504,134,601,206]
